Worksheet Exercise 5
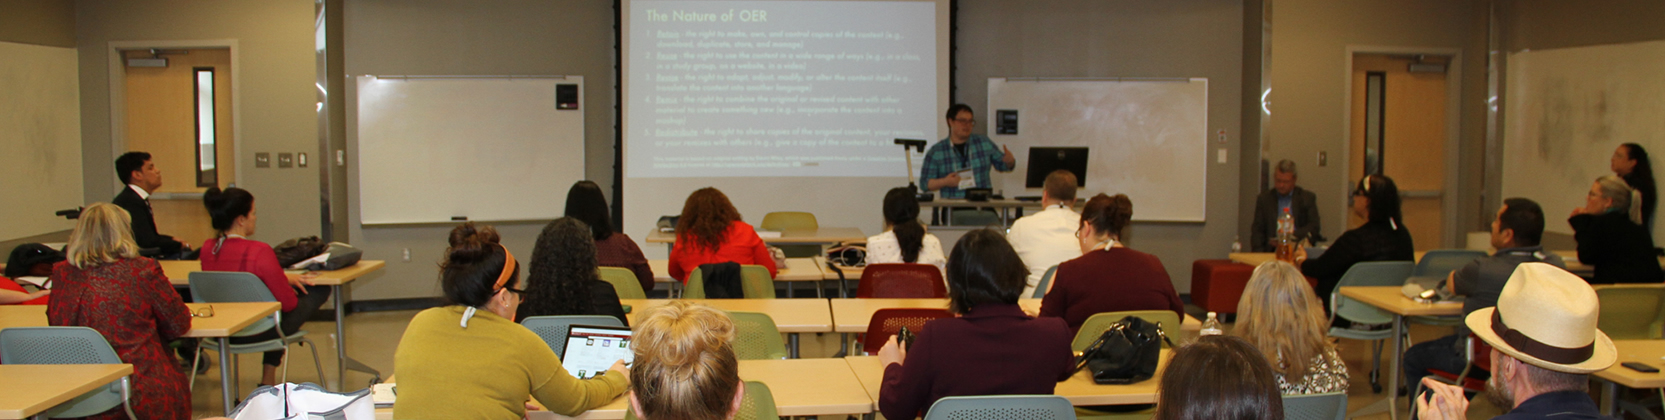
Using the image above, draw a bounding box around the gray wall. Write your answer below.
[0,0,75,47]
[342,0,617,300]
[957,0,1246,292]
[74,0,320,243]
[1266,0,1487,248]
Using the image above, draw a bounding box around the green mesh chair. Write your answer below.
[1595,284,1665,340]
[188,271,326,395]
[727,311,789,360]
[1325,261,1415,393]
[761,212,821,258]
[1070,310,1182,351]
[1033,264,1060,298]
[624,381,778,420]
[599,267,648,299]
[683,265,775,299]
[1283,392,1347,420]
[923,395,1075,420]
[520,315,627,358]
[0,327,138,419]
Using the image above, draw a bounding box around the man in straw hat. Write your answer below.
[1417,262,1616,420]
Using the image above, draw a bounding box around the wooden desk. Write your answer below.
[829,299,1200,334]
[846,352,1166,411]
[0,364,133,419]
[621,299,831,358]
[647,258,826,283]
[1594,340,1665,415]
[162,260,388,390]
[0,302,278,415]
[0,302,277,338]
[1336,286,1462,419]
[1229,251,1434,268]
[375,358,873,420]
[645,227,866,245]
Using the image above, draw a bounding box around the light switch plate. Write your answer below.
[255,153,270,168]
[278,153,294,168]
[297,153,308,168]
[1217,148,1228,163]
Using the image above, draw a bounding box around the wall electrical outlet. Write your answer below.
[402,248,411,262]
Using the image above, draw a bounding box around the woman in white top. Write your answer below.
[865,187,947,271]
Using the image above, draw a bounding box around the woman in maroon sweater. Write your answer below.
[565,180,655,293]
[877,229,1075,419]
[1039,193,1185,333]
[198,187,329,386]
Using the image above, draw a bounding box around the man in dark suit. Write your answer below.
[1249,159,1323,251]
[113,152,190,258]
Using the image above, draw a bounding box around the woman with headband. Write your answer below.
[1295,174,1414,311]
[394,223,629,419]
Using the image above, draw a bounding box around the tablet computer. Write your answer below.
[561,325,635,379]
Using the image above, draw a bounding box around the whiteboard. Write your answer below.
[987,78,1209,222]
[1501,41,1665,237]
[0,41,82,240]
[355,76,584,225]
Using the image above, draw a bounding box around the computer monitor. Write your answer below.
[1025,147,1088,188]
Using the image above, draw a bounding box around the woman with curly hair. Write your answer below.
[667,188,778,283]
[515,217,628,325]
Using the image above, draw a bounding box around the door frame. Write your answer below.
[1340,45,1464,249]
[106,39,242,199]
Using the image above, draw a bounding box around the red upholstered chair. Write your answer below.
[856,264,946,298]
[861,308,955,354]
[1425,334,1494,393]
[1189,260,1256,314]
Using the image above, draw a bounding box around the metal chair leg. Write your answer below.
[303,338,326,386]
[189,341,204,392]
[119,376,137,420]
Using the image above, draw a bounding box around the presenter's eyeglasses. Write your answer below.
[952,118,976,125]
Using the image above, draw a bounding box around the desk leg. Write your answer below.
[788,333,799,359]
[333,284,381,391]
[219,339,234,415]
[1601,380,1617,416]
[1388,315,1404,420]
[832,333,850,358]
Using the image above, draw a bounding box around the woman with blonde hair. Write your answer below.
[1570,175,1662,284]
[1231,260,1348,394]
[47,203,192,419]
[629,301,744,420]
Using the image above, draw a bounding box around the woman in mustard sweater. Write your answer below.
[393,223,629,419]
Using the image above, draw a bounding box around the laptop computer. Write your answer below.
[561,324,635,379]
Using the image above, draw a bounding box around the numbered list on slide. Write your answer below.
[627,0,937,178]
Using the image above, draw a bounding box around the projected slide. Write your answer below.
[627,0,937,178]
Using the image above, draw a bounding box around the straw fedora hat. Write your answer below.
[1464,262,1616,374]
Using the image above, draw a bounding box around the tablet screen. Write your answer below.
[561,325,634,379]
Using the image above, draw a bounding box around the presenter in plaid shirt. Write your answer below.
[921,104,1017,199]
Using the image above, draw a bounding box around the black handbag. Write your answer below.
[1075,317,1172,384]
[272,236,329,268]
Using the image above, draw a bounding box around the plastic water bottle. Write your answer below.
[1277,207,1295,242]
[1231,236,1243,253]
[1200,312,1224,336]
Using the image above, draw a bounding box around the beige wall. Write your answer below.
[1267,0,1487,247]
[0,0,75,47]
[75,0,320,245]
[957,0,1245,292]
[342,0,617,301]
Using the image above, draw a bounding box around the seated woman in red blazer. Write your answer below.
[1038,193,1185,333]
[877,229,1075,419]
[198,187,330,386]
[667,188,778,283]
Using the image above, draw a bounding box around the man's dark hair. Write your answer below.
[1499,198,1545,247]
[945,104,974,122]
[115,152,151,185]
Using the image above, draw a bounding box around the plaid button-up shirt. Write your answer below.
[919,134,1013,198]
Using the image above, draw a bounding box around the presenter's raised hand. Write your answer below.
[1001,145,1016,166]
